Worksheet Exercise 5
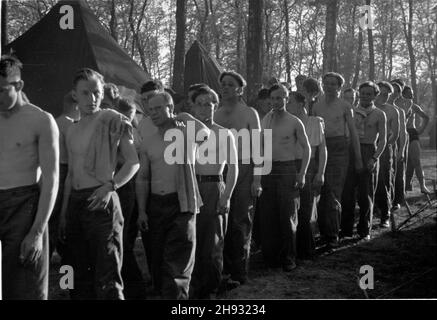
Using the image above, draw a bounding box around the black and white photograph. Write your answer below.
[0,0,436,306]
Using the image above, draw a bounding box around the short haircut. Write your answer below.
[188,83,209,95]
[73,68,104,88]
[290,91,306,104]
[303,78,321,94]
[104,83,120,101]
[62,91,76,113]
[377,81,394,93]
[219,71,247,88]
[359,81,380,95]
[257,88,270,100]
[269,83,289,97]
[343,87,357,95]
[402,85,413,95]
[192,86,213,104]
[391,78,405,89]
[391,82,402,93]
[210,89,219,102]
[322,72,345,87]
[295,74,307,82]
[140,79,164,94]
[0,55,22,78]
[148,91,174,106]
[116,97,136,114]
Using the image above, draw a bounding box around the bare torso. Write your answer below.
[263,111,300,161]
[196,124,229,175]
[144,131,180,195]
[56,115,75,164]
[0,105,47,189]
[357,108,385,145]
[214,102,260,162]
[66,112,107,189]
[377,104,398,144]
[313,96,348,138]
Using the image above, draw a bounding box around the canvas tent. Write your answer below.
[184,40,223,96]
[5,0,149,117]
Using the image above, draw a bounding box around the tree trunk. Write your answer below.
[367,0,375,80]
[380,34,387,79]
[388,0,395,79]
[173,0,186,94]
[343,3,356,87]
[264,5,270,77]
[283,0,291,83]
[128,0,148,71]
[109,0,118,41]
[352,29,363,88]
[235,0,242,73]
[1,0,8,53]
[323,0,338,73]
[400,0,418,103]
[209,0,221,62]
[246,0,264,104]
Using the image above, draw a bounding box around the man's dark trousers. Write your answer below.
[258,160,300,268]
[117,178,146,299]
[341,144,379,238]
[0,184,48,300]
[190,176,228,298]
[393,137,408,206]
[223,162,254,284]
[66,186,124,300]
[297,159,319,259]
[318,137,349,243]
[148,193,196,300]
[48,163,68,261]
[375,144,393,222]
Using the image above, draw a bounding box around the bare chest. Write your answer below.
[69,123,95,156]
[0,118,37,153]
[215,111,249,131]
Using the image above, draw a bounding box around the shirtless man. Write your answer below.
[136,91,209,299]
[341,81,387,240]
[0,55,59,299]
[374,82,400,228]
[388,81,408,210]
[342,88,358,108]
[101,83,120,110]
[214,71,262,285]
[402,86,431,194]
[295,74,308,94]
[255,88,271,120]
[312,72,362,247]
[49,92,80,261]
[59,68,139,300]
[293,78,327,259]
[190,87,238,299]
[259,84,310,271]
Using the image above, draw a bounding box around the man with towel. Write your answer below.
[136,91,210,299]
[59,68,139,300]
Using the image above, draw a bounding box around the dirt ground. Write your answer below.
[49,149,437,300]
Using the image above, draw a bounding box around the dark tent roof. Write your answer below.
[5,0,150,117]
[184,40,223,95]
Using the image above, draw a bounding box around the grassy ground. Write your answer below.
[49,150,437,299]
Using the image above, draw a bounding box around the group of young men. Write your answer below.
[0,54,430,300]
